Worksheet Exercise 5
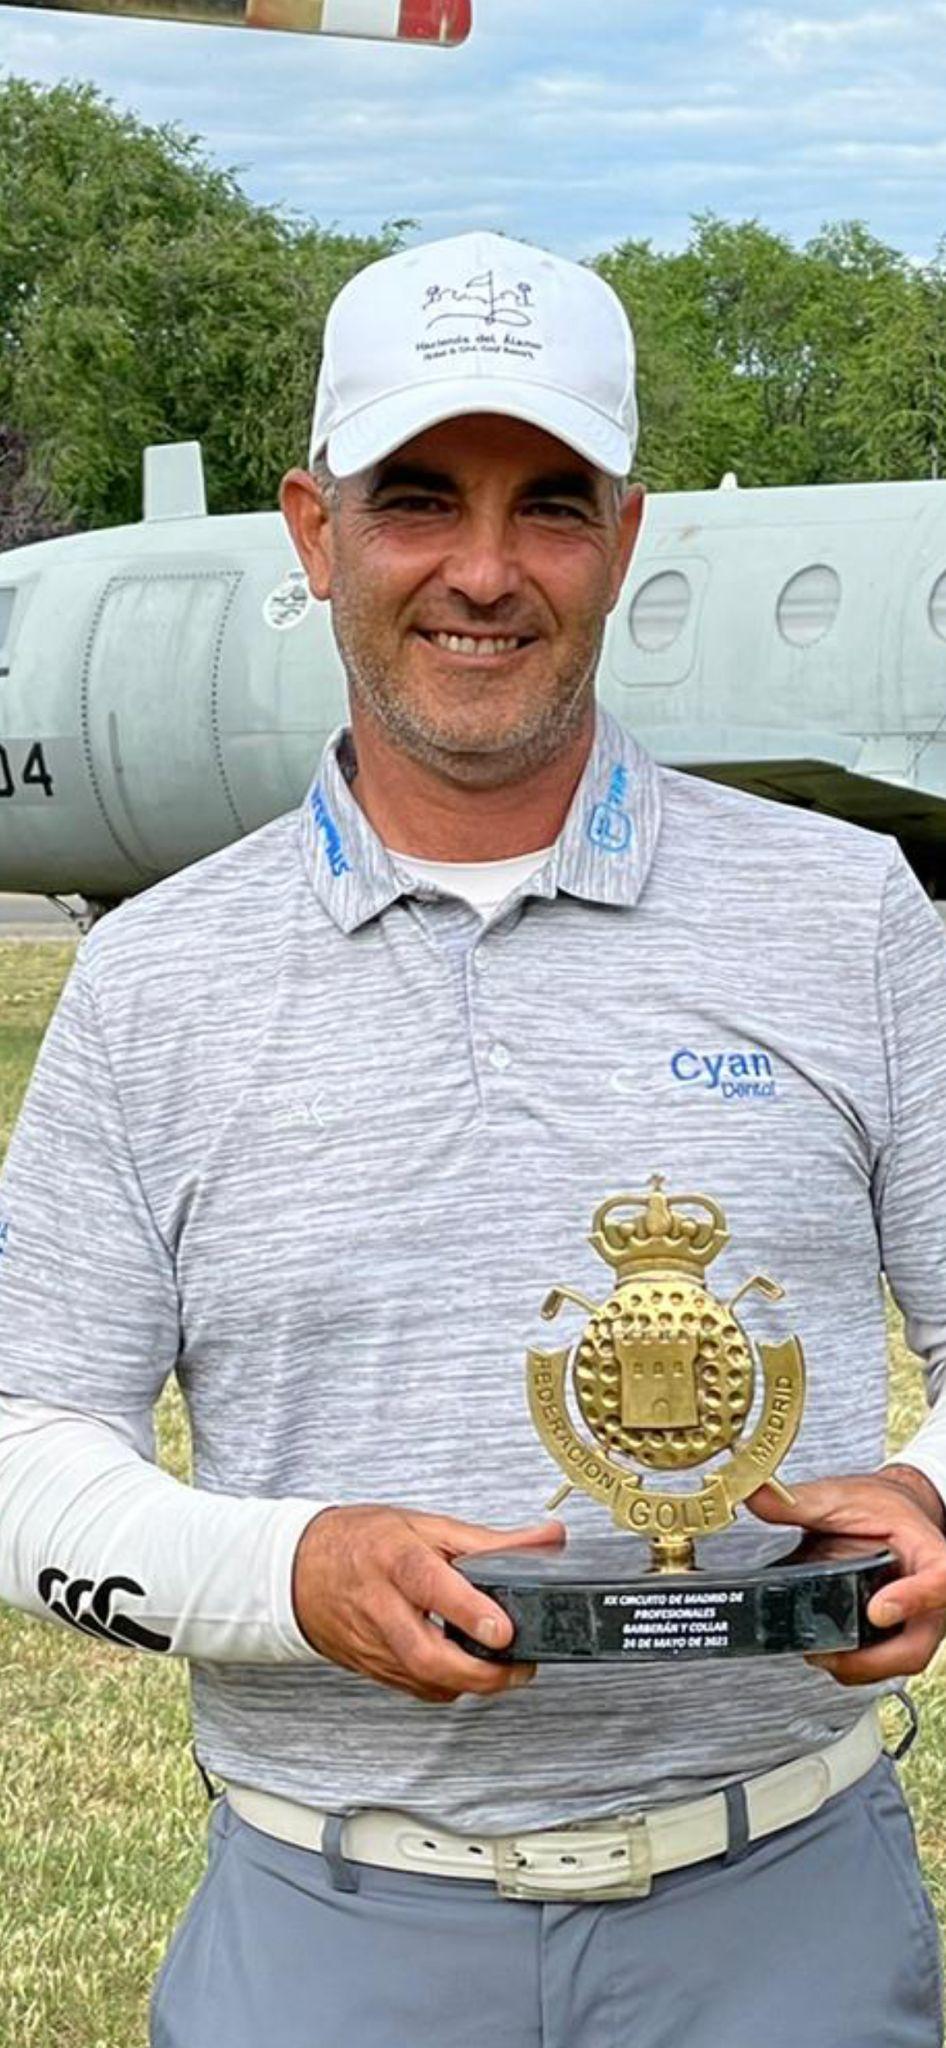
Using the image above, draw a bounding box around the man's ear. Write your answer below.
[279,468,335,601]
[607,483,646,610]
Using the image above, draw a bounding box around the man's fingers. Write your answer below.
[747,1478,846,1528]
[408,1513,566,1560]
[746,1473,946,1684]
[868,1555,946,1628]
[391,1543,515,1650]
[380,1591,534,1695]
[393,1517,564,1653]
[749,1474,942,1547]
[807,1614,943,1686]
[294,1505,552,1700]
[421,1631,537,1696]
[472,1518,566,1553]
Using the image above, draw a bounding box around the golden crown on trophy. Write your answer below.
[587,1176,731,1280]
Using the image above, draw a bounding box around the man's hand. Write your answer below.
[291,1504,563,1703]
[749,1469,946,1685]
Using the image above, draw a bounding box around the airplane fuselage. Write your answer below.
[1,472,945,905]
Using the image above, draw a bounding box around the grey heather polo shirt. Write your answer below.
[1,706,946,1831]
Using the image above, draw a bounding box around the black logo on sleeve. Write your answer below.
[38,1568,172,1654]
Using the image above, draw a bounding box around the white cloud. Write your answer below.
[820,138,946,166]
[2,0,946,259]
[740,7,904,69]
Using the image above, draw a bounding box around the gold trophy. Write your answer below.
[451,1179,897,1663]
[529,1178,804,1571]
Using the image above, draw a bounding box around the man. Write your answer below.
[0,231,945,2048]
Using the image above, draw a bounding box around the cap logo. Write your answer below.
[422,271,534,332]
[417,268,543,371]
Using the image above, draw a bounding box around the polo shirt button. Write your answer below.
[473,950,490,974]
[488,1042,511,1072]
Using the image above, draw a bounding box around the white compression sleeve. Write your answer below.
[0,1394,326,1664]
[882,1313,946,1512]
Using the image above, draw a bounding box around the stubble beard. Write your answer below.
[331,593,604,790]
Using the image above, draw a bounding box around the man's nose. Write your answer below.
[441,513,523,609]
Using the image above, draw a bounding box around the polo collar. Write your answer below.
[531,706,661,912]
[298,708,662,933]
[298,729,403,935]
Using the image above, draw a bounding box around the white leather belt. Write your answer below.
[224,1706,882,1902]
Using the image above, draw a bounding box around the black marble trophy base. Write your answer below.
[448,1531,899,1663]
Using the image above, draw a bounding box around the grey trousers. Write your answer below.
[149,1757,943,2048]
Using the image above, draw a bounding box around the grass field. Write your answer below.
[0,938,943,2046]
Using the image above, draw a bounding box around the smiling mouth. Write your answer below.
[416,629,538,658]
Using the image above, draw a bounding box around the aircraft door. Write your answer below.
[81,570,247,878]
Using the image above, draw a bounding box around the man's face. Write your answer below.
[282,414,643,787]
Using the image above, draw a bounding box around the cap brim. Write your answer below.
[318,378,633,481]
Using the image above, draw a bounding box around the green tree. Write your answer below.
[593,215,931,491]
[0,425,77,549]
[4,76,945,530]
[822,237,946,481]
[593,233,757,490]
[0,78,404,528]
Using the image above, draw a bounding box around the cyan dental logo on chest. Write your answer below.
[671,1048,777,1101]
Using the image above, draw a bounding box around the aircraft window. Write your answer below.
[629,571,692,653]
[930,571,946,643]
[777,565,841,647]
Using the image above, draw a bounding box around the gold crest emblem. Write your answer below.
[527,1178,805,1571]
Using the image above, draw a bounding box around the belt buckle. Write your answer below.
[494,1816,653,1902]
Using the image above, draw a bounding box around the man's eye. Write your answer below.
[525,501,589,522]
[380,494,450,515]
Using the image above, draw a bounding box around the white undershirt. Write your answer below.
[389,847,554,922]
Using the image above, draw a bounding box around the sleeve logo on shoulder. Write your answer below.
[37,1567,172,1654]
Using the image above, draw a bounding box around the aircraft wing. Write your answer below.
[634,725,946,885]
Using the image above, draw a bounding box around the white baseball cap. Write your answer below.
[309,231,638,481]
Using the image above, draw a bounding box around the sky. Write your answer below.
[2,0,946,262]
